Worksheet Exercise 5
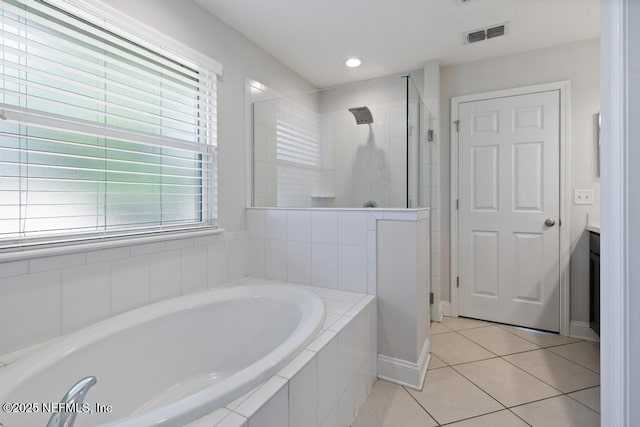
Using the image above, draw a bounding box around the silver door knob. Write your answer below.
[544,218,556,227]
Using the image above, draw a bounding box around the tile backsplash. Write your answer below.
[0,231,247,356]
[247,207,429,295]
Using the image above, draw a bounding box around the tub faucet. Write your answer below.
[46,376,97,427]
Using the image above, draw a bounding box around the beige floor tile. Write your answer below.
[431,333,496,365]
[511,396,600,427]
[548,341,600,373]
[407,367,503,425]
[454,358,561,407]
[445,410,529,427]
[459,326,540,356]
[569,386,600,413]
[428,354,447,370]
[352,380,437,427]
[497,324,580,347]
[442,316,492,331]
[431,321,453,335]
[504,349,600,393]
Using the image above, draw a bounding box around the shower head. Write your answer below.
[348,106,374,125]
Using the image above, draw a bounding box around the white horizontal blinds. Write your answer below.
[274,99,320,207]
[0,0,218,246]
[276,100,320,167]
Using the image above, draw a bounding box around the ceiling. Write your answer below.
[195,0,600,88]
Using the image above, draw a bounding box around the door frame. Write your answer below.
[449,81,571,336]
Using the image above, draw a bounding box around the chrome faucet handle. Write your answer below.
[47,376,97,427]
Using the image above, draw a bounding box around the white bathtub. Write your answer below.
[0,284,325,427]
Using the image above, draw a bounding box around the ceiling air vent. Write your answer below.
[464,22,509,45]
[466,30,486,44]
[486,24,506,39]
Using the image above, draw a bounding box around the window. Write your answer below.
[0,0,220,249]
[275,99,320,207]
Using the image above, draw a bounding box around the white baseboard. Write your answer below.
[439,301,451,319]
[569,321,600,342]
[377,338,430,390]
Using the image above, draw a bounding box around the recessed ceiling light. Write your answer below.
[345,57,362,68]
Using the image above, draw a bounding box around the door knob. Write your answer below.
[544,218,556,227]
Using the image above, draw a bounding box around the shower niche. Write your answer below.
[250,74,429,209]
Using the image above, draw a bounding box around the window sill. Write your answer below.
[0,227,224,263]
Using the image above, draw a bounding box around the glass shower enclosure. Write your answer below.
[250,74,428,209]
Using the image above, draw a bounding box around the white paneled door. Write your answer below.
[457,90,561,331]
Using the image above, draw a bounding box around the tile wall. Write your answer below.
[247,208,387,294]
[186,279,377,427]
[0,231,248,356]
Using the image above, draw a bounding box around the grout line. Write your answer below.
[506,408,534,427]
[499,354,570,395]
[448,363,509,410]
[437,408,512,426]
[565,388,601,414]
[545,347,601,375]
[399,383,442,425]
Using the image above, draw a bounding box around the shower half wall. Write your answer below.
[251,74,428,209]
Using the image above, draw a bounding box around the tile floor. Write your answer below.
[353,317,600,427]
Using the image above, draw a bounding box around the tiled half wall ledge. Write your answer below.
[247,207,431,389]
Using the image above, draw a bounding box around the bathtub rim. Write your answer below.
[0,283,325,426]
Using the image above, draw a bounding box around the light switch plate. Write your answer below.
[574,189,594,205]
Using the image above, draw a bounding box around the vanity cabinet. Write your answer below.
[590,231,600,336]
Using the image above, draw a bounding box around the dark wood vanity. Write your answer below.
[590,230,600,336]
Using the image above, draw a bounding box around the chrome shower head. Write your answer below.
[348,106,374,125]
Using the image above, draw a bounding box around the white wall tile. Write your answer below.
[130,242,166,256]
[165,238,194,251]
[0,272,61,354]
[264,210,287,240]
[312,243,338,288]
[148,250,181,302]
[287,354,317,427]
[61,263,110,334]
[367,230,377,263]
[287,241,311,285]
[247,382,288,427]
[317,334,338,424]
[338,245,367,293]
[0,260,28,279]
[248,239,265,278]
[338,321,355,397]
[181,246,208,294]
[338,212,368,246]
[208,241,230,287]
[110,256,150,315]
[86,247,131,264]
[185,408,231,427]
[247,209,265,240]
[235,377,287,419]
[312,211,338,244]
[30,253,86,273]
[320,403,338,427]
[193,235,221,248]
[287,210,311,242]
[217,412,248,427]
[265,240,287,281]
[367,263,377,295]
[229,236,248,281]
[338,381,355,427]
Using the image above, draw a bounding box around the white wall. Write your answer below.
[0,0,318,356]
[0,232,246,356]
[102,0,317,231]
[439,39,601,323]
